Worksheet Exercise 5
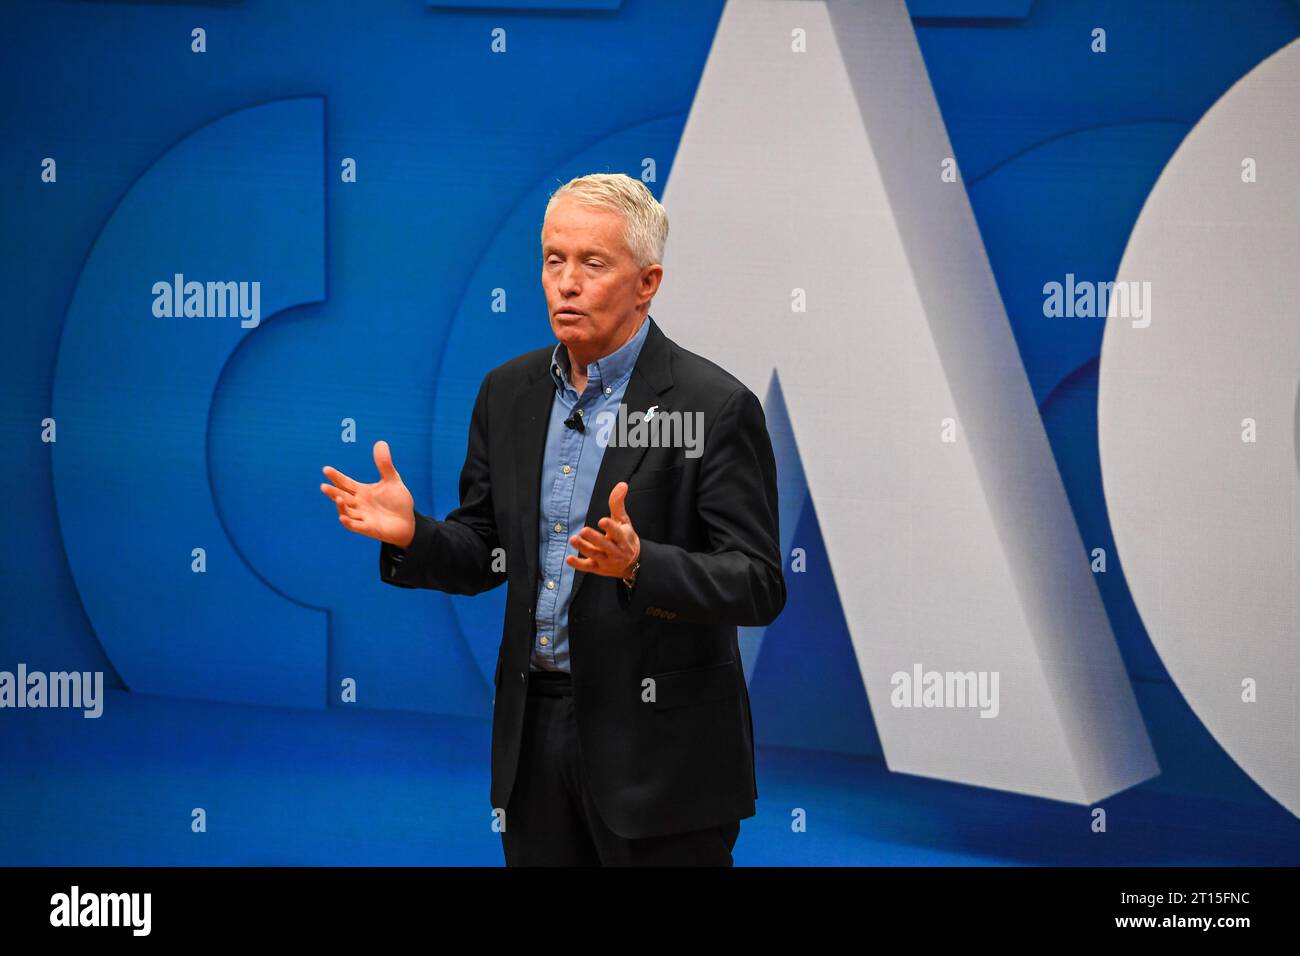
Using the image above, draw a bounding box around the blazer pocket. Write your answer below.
[627,464,683,495]
[651,659,740,710]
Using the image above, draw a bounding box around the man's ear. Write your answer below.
[639,263,664,301]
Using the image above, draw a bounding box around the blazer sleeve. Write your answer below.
[616,385,786,626]
[378,372,508,596]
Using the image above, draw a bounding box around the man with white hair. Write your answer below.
[321,173,785,865]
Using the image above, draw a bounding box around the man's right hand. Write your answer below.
[320,440,417,548]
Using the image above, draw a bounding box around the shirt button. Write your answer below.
[539,636,549,646]
[562,465,571,475]
[546,579,556,590]
[553,522,563,533]
[604,386,612,395]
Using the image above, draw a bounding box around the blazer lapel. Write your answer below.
[513,372,558,599]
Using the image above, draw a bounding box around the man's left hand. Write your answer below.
[566,481,641,578]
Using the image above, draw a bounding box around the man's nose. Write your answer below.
[558,263,582,293]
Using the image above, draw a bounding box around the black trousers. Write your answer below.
[501,669,741,866]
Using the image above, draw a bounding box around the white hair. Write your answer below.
[542,172,668,269]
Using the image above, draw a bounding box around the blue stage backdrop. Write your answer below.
[2,0,1297,865]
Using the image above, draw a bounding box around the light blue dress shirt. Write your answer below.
[531,316,651,672]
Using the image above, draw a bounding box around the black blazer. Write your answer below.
[378,315,786,840]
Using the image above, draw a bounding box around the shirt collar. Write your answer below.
[550,315,652,394]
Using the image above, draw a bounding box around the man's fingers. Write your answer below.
[597,516,632,540]
[608,481,629,522]
[373,440,399,482]
[322,483,368,528]
[565,554,596,572]
[571,527,611,556]
[320,483,363,513]
[339,513,371,536]
[322,465,362,495]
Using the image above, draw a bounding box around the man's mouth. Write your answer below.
[556,308,585,317]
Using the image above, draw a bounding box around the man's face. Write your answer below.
[541,196,662,365]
